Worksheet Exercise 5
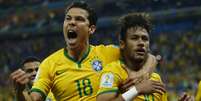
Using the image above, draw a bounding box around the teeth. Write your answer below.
[68,30,77,39]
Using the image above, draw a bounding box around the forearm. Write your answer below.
[15,85,26,101]
[139,53,157,78]
[16,91,26,101]
[97,94,125,101]
[97,86,138,101]
[96,95,125,101]
[16,91,42,101]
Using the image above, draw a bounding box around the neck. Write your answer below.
[123,56,145,71]
[67,43,89,61]
[28,83,32,90]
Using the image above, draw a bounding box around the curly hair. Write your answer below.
[119,13,152,41]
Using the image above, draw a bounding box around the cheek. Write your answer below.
[145,43,149,50]
[78,24,90,36]
[128,41,137,49]
[63,23,67,33]
[79,23,89,31]
[63,21,67,27]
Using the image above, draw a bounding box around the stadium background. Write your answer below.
[0,0,200,100]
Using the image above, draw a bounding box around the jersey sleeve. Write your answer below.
[31,58,53,100]
[97,71,121,95]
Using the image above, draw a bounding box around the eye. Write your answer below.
[65,15,71,21]
[75,16,86,22]
[26,69,33,73]
[130,35,138,40]
[35,68,39,72]
[25,68,38,73]
[142,35,149,41]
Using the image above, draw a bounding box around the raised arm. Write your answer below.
[10,69,30,101]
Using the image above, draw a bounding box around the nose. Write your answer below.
[68,18,76,26]
[137,38,145,47]
[32,70,37,75]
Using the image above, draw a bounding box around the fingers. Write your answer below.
[121,76,145,90]
[10,69,25,82]
[10,69,23,79]
[16,73,30,85]
[178,93,194,101]
[144,80,165,95]
[10,69,30,85]
[121,79,138,91]
[136,79,166,94]
[152,83,166,95]
[179,93,186,101]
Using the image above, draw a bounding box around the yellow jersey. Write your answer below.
[98,60,167,101]
[46,92,56,101]
[196,81,201,101]
[31,45,119,101]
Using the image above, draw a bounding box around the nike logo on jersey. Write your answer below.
[56,69,68,75]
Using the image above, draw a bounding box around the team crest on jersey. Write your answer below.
[91,60,102,71]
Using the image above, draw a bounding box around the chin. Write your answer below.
[133,56,145,63]
[136,55,145,59]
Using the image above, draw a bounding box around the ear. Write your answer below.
[89,25,96,35]
[119,40,125,50]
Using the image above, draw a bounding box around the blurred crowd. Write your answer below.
[0,0,201,100]
[1,0,201,35]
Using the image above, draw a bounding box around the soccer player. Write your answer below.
[10,56,55,101]
[97,13,167,101]
[10,1,159,101]
[195,81,201,101]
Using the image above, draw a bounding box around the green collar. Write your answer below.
[64,46,91,67]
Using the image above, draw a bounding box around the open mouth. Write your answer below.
[67,30,77,39]
[31,76,35,80]
[135,48,145,55]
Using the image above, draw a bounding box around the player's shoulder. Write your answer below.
[104,60,120,70]
[42,48,64,63]
[95,44,119,50]
[103,60,124,74]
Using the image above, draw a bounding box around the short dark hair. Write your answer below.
[119,13,152,41]
[65,1,98,26]
[21,56,40,67]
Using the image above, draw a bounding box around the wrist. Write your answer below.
[122,86,138,101]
